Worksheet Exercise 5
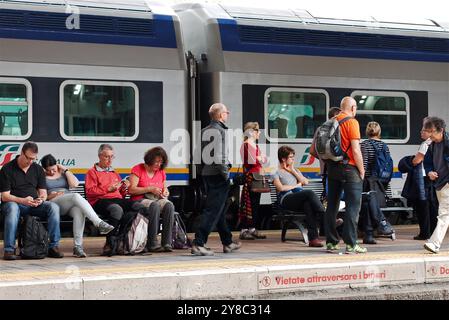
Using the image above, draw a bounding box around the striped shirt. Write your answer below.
[361,139,391,178]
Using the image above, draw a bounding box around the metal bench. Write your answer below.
[270,179,325,244]
[269,177,413,242]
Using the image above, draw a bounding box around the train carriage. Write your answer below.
[0,0,190,185]
[2,1,449,230]
[174,3,449,215]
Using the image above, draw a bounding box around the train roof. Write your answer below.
[0,0,175,16]
[0,0,179,48]
[175,2,449,36]
[0,0,186,69]
[175,3,449,66]
[220,4,449,35]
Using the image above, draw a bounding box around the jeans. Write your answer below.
[2,201,61,253]
[140,199,175,248]
[360,194,384,237]
[194,174,233,247]
[93,198,144,246]
[281,190,324,240]
[51,193,103,247]
[325,163,363,246]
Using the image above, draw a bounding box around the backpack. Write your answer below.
[315,116,353,162]
[172,213,191,249]
[106,210,147,256]
[18,215,48,259]
[123,212,149,255]
[369,140,393,184]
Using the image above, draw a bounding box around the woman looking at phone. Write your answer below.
[41,154,115,258]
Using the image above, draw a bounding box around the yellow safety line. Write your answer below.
[0,250,445,282]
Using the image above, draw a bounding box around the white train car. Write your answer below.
[0,0,191,185]
[174,2,449,207]
[2,1,449,229]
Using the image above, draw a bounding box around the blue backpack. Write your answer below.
[369,140,393,184]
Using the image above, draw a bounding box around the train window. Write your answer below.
[60,80,139,141]
[0,79,32,140]
[265,88,328,142]
[351,91,409,142]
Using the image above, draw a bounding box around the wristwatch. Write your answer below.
[63,169,69,174]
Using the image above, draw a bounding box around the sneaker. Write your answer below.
[336,218,344,227]
[250,229,267,239]
[363,237,377,245]
[73,246,87,258]
[48,246,64,258]
[424,242,439,254]
[223,241,242,253]
[101,242,112,256]
[240,230,255,240]
[326,242,340,253]
[309,239,324,247]
[98,221,114,235]
[163,244,173,252]
[191,245,214,256]
[414,235,428,241]
[3,251,18,261]
[377,220,394,236]
[148,246,164,253]
[345,244,367,254]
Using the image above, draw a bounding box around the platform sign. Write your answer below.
[258,263,418,290]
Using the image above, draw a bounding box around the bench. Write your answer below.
[270,179,325,244]
[270,177,413,242]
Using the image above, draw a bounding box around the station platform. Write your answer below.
[1,225,449,300]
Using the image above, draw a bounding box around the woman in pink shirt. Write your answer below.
[128,147,174,252]
[238,122,267,240]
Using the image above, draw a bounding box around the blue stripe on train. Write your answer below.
[0,8,177,48]
[218,19,449,63]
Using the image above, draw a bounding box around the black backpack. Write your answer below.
[18,215,49,259]
[172,213,191,249]
[315,116,353,162]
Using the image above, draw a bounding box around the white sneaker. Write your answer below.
[98,221,114,235]
[223,241,242,253]
[191,245,214,256]
[424,242,439,254]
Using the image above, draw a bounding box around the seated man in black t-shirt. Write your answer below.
[0,142,63,260]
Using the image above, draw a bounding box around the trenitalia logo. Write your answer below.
[300,146,315,166]
[0,144,20,166]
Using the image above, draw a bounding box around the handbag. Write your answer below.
[250,172,270,193]
[144,192,160,201]
[233,166,246,186]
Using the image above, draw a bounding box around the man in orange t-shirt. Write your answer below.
[324,97,366,254]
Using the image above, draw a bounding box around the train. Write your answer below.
[1,0,449,230]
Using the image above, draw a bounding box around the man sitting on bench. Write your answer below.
[0,142,63,260]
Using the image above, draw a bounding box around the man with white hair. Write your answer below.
[191,103,242,256]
